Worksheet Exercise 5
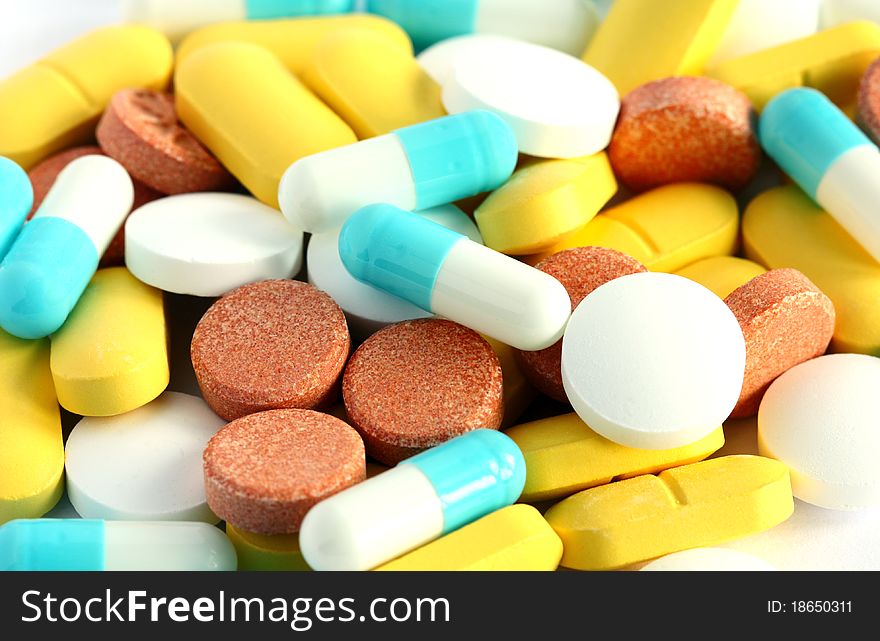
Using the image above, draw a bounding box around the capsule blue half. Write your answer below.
[245,0,355,19]
[367,0,478,52]
[0,157,33,262]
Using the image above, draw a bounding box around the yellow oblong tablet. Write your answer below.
[545,455,793,571]
[475,153,617,255]
[303,29,444,139]
[0,331,64,524]
[708,21,880,112]
[376,505,562,571]
[176,15,412,76]
[226,525,310,571]
[743,186,880,354]
[675,256,768,299]
[50,267,169,417]
[175,42,357,207]
[506,413,724,503]
[0,26,173,169]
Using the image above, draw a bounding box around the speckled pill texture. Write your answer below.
[342,318,503,465]
[191,279,350,421]
[858,56,880,144]
[203,409,365,534]
[517,246,647,402]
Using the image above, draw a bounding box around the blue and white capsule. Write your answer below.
[0,155,133,339]
[339,203,571,351]
[299,429,526,571]
[123,0,355,41]
[0,520,237,571]
[278,110,518,234]
[760,87,880,263]
[0,157,32,262]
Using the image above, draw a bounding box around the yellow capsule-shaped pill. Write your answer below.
[50,267,169,417]
[226,525,310,572]
[475,153,617,255]
[376,505,562,571]
[545,455,794,571]
[0,331,64,524]
[743,186,880,354]
[506,413,725,503]
[0,26,173,169]
[708,21,880,112]
[675,256,768,299]
[175,42,357,207]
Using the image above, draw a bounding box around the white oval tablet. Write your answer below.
[640,548,775,571]
[561,272,745,450]
[758,354,880,511]
[307,204,482,340]
[418,34,527,85]
[441,38,619,158]
[65,391,225,522]
[125,192,304,297]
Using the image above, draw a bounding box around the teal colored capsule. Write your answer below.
[0,157,33,262]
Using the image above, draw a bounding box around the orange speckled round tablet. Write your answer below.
[858,56,880,143]
[609,76,760,192]
[191,280,350,421]
[342,318,503,465]
[204,409,365,534]
[97,89,233,195]
[724,268,835,418]
[517,246,647,402]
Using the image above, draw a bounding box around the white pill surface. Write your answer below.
[640,547,775,571]
[125,192,304,297]
[418,34,527,85]
[758,354,880,511]
[64,391,225,522]
[307,204,482,340]
[561,272,746,450]
[441,38,619,158]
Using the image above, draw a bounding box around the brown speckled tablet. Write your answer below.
[858,56,880,143]
[342,319,503,465]
[192,280,350,421]
[609,76,760,192]
[724,268,835,418]
[517,247,647,401]
[203,409,365,534]
[97,89,233,195]
[28,145,161,266]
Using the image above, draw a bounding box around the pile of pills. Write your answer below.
[2,0,880,572]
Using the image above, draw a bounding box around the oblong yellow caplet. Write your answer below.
[675,256,768,300]
[176,15,412,76]
[226,525,310,571]
[544,455,794,571]
[707,20,880,112]
[175,42,358,207]
[583,0,739,95]
[376,505,563,571]
[476,153,617,256]
[506,413,724,503]
[50,267,169,417]
[303,28,445,139]
[0,331,64,524]
[0,26,173,169]
[524,183,739,270]
[743,185,880,355]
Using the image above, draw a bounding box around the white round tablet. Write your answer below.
[125,192,304,297]
[640,548,775,571]
[65,391,226,522]
[307,204,482,340]
[441,38,619,158]
[758,354,880,511]
[561,272,746,450]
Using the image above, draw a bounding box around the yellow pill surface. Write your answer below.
[506,413,724,503]
[175,42,357,207]
[303,29,444,139]
[545,455,794,571]
[176,15,412,76]
[708,20,880,111]
[583,0,739,95]
[475,153,617,255]
[484,336,536,428]
[376,505,562,571]
[0,331,64,524]
[0,26,173,169]
[675,256,768,299]
[50,267,169,417]
[743,185,880,354]
[226,525,310,571]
